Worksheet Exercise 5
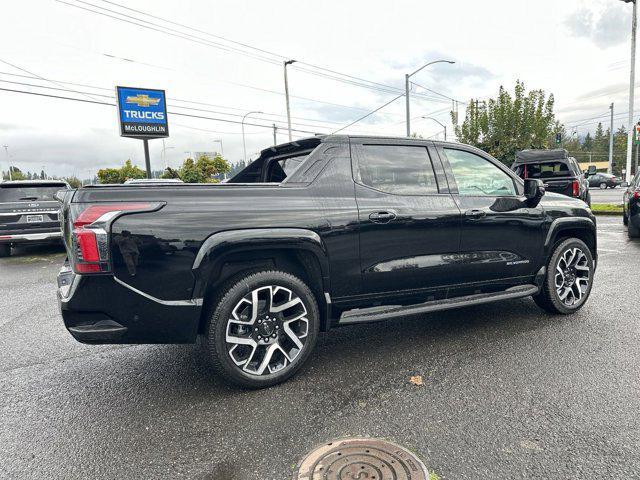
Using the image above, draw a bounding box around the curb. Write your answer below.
[592,211,622,216]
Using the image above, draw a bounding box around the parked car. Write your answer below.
[0,180,70,257]
[588,172,620,189]
[623,174,640,238]
[57,136,597,388]
[512,149,594,205]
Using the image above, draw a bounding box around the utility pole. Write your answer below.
[404,59,455,136]
[272,124,278,146]
[284,59,296,141]
[623,0,638,182]
[609,103,614,174]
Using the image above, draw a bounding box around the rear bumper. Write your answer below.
[57,266,203,344]
[0,231,62,244]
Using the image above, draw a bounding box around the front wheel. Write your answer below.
[533,238,594,314]
[204,270,319,388]
[599,183,607,189]
[0,244,10,257]
[629,220,640,238]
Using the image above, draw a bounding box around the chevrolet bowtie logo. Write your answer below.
[125,94,161,107]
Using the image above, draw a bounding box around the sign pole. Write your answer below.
[143,139,152,178]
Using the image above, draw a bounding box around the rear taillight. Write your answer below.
[572,180,580,197]
[69,202,160,274]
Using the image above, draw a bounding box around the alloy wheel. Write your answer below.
[554,247,591,307]
[225,285,309,376]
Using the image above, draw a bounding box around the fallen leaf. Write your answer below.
[409,375,424,386]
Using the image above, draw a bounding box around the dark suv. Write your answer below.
[623,174,640,237]
[0,180,70,257]
[512,149,594,205]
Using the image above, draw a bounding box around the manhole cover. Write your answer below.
[295,438,429,480]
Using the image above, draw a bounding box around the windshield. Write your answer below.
[0,185,65,202]
[514,161,570,179]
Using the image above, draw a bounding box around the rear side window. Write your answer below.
[357,145,438,195]
[514,162,569,179]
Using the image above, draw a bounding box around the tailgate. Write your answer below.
[541,177,573,196]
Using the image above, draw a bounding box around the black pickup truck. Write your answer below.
[0,180,70,257]
[512,149,594,205]
[57,136,597,388]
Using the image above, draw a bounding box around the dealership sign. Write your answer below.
[116,86,169,138]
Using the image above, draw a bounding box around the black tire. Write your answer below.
[203,270,319,389]
[533,238,594,314]
[599,183,607,189]
[623,211,629,226]
[629,220,640,238]
[0,244,10,257]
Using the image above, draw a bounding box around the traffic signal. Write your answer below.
[556,132,562,144]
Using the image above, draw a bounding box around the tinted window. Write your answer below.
[445,148,516,197]
[0,185,66,202]
[514,161,569,179]
[358,145,437,195]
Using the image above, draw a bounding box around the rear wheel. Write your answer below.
[204,270,319,388]
[533,238,594,314]
[623,211,629,226]
[0,244,10,257]
[629,220,640,238]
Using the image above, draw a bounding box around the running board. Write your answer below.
[338,284,539,325]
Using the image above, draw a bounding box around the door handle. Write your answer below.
[464,209,486,219]
[369,211,396,224]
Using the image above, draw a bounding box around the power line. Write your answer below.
[57,0,455,102]
[332,94,405,134]
[0,86,327,135]
[0,77,339,132]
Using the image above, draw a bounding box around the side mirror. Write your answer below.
[586,165,597,176]
[524,178,545,206]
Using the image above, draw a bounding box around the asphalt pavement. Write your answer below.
[1,217,639,480]
[590,187,625,204]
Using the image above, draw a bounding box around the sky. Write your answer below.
[0,0,638,178]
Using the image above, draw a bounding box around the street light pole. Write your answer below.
[242,110,262,164]
[421,116,447,141]
[2,145,10,181]
[609,103,614,174]
[213,139,224,157]
[405,59,455,137]
[623,0,637,182]
[284,59,296,142]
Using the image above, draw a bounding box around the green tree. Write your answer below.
[2,166,26,180]
[96,160,146,184]
[63,176,82,188]
[119,160,146,181]
[453,80,558,165]
[162,153,232,183]
[178,158,205,183]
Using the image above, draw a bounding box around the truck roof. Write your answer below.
[514,149,570,164]
[0,179,70,187]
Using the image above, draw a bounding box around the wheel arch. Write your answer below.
[192,228,331,333]
[544,217,597,261]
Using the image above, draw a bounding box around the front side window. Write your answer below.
[358,145,438,195]
[445,148,517,197]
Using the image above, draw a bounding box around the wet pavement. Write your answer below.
[1,216,638,479]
